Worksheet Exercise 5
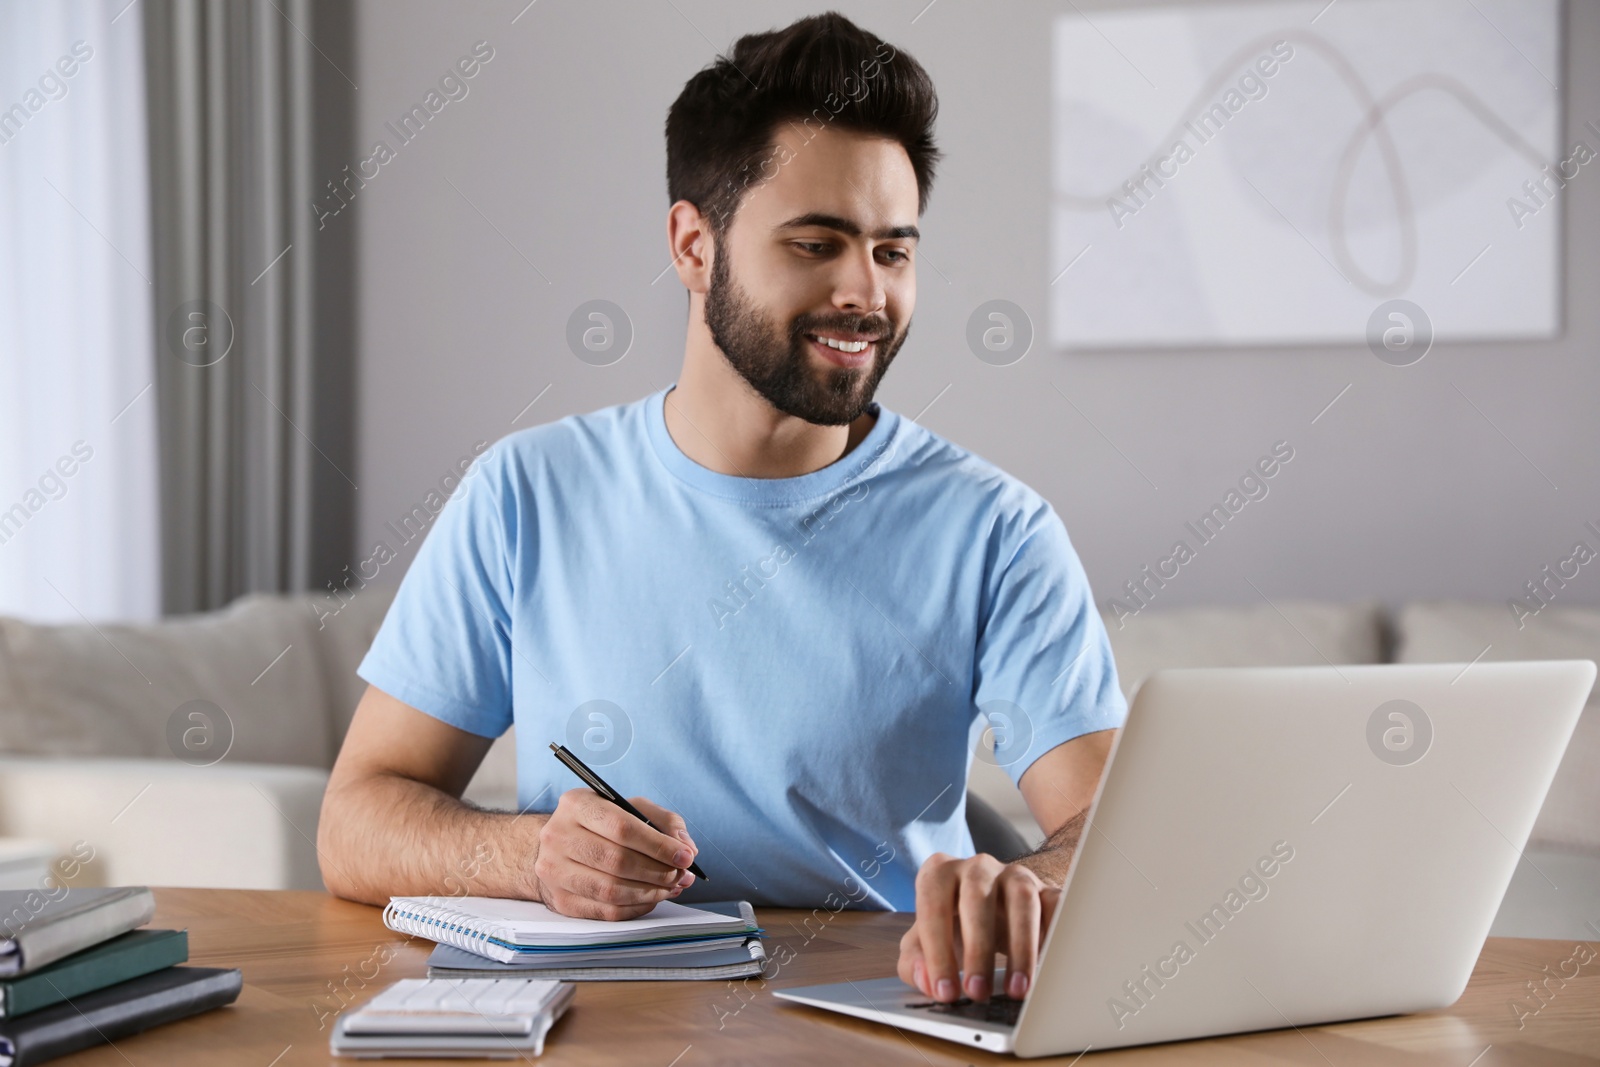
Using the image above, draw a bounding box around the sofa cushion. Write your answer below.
[1396,602,1600,703]
[0,756,328,890]
[0,583,396,769]
[0,595,334,766]
[1396,602,1600,855]
[301,584,397,755]
[1099,600,1387,701]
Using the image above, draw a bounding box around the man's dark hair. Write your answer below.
[665,11,941,238]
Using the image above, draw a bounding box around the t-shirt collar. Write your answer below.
[645,383,902,505]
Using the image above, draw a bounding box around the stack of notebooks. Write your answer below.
[382,895,767,981]
[0,887,241,1066]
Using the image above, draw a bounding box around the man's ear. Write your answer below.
[666,200,713,294]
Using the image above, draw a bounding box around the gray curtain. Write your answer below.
[143,0,355,615]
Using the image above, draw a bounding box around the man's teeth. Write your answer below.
[811,335,871,353]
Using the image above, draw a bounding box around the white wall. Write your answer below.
[348,0,1600,619]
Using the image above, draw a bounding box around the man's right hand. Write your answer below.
[531,788,700,920]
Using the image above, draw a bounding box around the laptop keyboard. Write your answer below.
[904,994,1024,1026]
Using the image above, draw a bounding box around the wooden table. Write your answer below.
[52,888,1600,1065]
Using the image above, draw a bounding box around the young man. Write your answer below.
[318,12,1125,1008]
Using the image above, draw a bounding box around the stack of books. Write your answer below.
[0,887,241,1066]
[382,895,768,981]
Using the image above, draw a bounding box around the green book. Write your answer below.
[0,930,187,1018]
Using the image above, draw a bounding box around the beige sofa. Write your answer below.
[0,588,1594,936]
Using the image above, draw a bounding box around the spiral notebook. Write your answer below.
[382,896,760,964]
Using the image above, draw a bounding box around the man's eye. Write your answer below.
[793,242,910,263]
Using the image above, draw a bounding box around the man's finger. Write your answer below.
[1000,869,1042,999]
[575,795,692,869]
[566,827,684,886]
[1040,885,1063,930]
[914,855,963,1002]
[956,859,1001,1001]
[629,796,697,852]
[896,925,925,992]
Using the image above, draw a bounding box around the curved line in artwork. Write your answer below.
[1054,29,1553,296]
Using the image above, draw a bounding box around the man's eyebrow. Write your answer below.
[774,212,919,241]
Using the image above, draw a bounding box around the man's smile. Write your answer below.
[805,331,878,368]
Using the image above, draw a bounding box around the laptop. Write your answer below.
[774,660,1596,1057]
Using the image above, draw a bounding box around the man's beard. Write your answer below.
[702,237,906,426]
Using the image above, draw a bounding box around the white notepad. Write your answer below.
[382,896,759,963]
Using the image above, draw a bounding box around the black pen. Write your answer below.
[548,742,708,881]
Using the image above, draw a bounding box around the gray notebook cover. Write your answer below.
[0,887,156,977]
[426,938,767,981]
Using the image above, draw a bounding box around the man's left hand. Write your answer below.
[896,852,1061,1003]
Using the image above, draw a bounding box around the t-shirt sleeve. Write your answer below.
[356,446,518,739]
[971,500,1127,787]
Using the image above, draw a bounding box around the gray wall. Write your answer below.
[347,0,1600,621]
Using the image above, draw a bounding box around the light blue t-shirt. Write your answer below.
[357,385,1126,910]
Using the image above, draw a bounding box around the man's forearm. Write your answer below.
[1012,809,1088,886]
[318,771,547,906]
